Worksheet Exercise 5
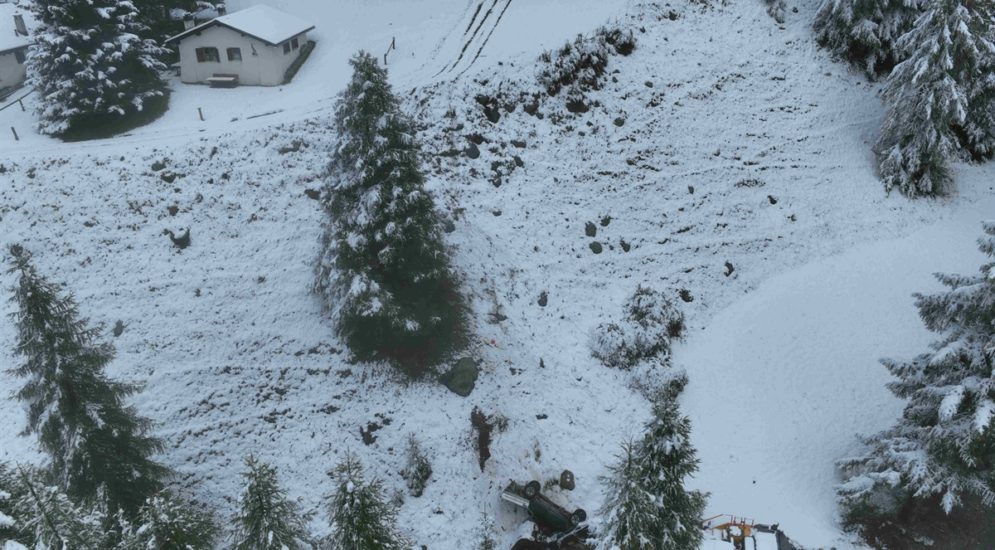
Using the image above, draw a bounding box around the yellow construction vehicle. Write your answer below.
[701,514,797,550]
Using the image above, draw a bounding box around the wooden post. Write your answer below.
[198,107,204,121]
[11,127,19,141]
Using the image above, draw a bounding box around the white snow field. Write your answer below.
[2,0,995,548]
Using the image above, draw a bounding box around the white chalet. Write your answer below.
[166,5,314,87]
[0,3,31,92]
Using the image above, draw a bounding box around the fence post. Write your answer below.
[18,99,24,112]
[198,107,204,121]
[11,127,19,141]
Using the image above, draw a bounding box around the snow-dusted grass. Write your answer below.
[2,0,995,548]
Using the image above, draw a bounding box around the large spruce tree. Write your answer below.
[314,51,465,374]
[598,400,707,550]
[876,0,995,197]
[28,0,167,136]
[839,222,995,517]
[813,0,925,77]
[7,245,167,518]
[230,456,310,550]
[325,454,409,550]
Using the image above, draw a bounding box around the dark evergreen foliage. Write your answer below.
[813,0,926,78]
[875,0,995,197]
[325,453,409,550]
[7,245,167,518]
[314,51,466,374]
[598,399,708,550]
[28,0,168,136]
[117,494,218,550]
[839,223,995,520]
[13,469,108,550]
[0,464,32,547]
[231,456,311,550]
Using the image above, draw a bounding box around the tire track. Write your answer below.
[423,0,479,75]
[446,0,501,74]
[455,0,513,80]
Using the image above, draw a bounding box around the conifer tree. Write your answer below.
[7,245,167,518]
[230,456,310,550]
[875,0,995,197]
[13,470,107,550]
[764,0,787,24]
[28,0,168,136]
[598,400,707,550]
[314,51,465,374]
[116,494,217,550]
[813,0,925,77]
[838,222,995,516]
[0,464,31,547]
[325,454,409,550]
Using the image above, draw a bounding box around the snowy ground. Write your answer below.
[2,0,995,548]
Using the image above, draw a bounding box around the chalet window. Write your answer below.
[282,42,291,54]
[227,47,242,62]
[291,38,299,50]
[14,49,25,64]
[195,47,220,63]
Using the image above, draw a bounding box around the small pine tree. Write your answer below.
[400,436,432,498]
[13,469,108,550]
[325,454,409,550]
[28,0,168,136]
[314,51,465,375]
[764,0,787,24]
[813,0,926,77]
[875,0,995,197]
[7,245,167,518]
[230,456,310,550]
[598,400,707,550]
[838,222,995,516]
[116,494,217,550]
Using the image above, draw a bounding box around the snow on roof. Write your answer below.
[0,3,32,54]
[166,4,315,47]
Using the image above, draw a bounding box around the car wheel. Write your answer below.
[570,509,587,525]
[524,480,541,499]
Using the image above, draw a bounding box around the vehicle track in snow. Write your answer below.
[428,0,513,79]
[454,0,514,80]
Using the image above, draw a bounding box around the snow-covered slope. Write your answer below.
[2,0,994,548]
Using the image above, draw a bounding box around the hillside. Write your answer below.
[2,0,994,548]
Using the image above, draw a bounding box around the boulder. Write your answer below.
[440,357,479,397]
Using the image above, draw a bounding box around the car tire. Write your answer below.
[570,509,587,525]
[524,481,541,499]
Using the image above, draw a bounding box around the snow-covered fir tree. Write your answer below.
[13,469,107,550]
[400,435,432,498]
[764,0,787,24]
[875,0,995,197]
[116,494,217,550]
[230,456,310,550]
[953,1,995,160]
[813,0,925,77]
[314,51,465,374]
[838,222,995,517]
[598,399,707,550]
[0,464,31,548]
[7,245,168,518]
[28,0,168,136]
[325,454,409,550]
